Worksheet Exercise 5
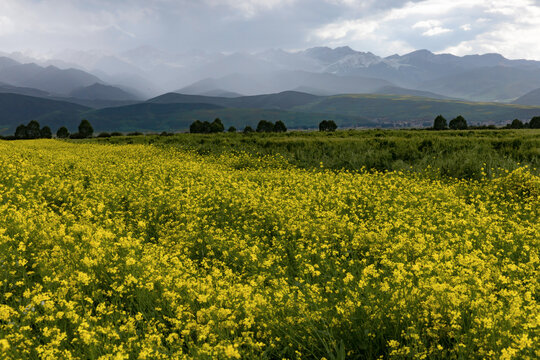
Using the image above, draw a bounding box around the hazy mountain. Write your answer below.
[70,83,140,101]
[0,61,103,95]
[513,88,540,106]
[0,93,88,134]
[178,70,393,96]
[0,82,51,97]
[8,46,540,103]
[149,90,321,110]
[420,66,540,102]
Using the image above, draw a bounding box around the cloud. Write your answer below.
[0,0,539,60]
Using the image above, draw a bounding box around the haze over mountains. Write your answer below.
[1,45,540,134]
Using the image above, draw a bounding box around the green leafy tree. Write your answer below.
[273,120,287,133]
[243,126,254,133]
[256,120,274,133]
[56,127,70,138]
[228,126,237,133]
[40,126,52,139]
[433,115,447,130]
[449,115,468,130]
[26,120,41,139]
[319,120,338,132]
[15,124,28,139]
[78,119,94,138]
[190,120,204,133]
[210,118,225,133]
[509,119,524,129]
[529,116,540,129]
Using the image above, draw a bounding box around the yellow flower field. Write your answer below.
[0,140,538,359]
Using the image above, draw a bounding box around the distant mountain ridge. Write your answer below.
[3,47,540,102]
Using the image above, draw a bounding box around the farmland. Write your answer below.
[0,131,538,359]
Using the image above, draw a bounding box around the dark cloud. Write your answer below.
[0,0,539,59]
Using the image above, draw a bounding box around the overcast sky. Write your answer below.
[1,0,540,59]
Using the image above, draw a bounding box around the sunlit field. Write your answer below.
[0,139,538,359]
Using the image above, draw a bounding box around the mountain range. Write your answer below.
[1,46,540,134]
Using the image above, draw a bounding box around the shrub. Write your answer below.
[78,120,94,138]
[449,115,468,130]
[319,120,338,132]
[257,120,275,133]
[433,115,447,130]
[273,121,287,133]
[56,127,70,139]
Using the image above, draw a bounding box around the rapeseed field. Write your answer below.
[0,140,538,359]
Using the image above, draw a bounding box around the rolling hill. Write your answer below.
[292,94,540,127]
[513,88,540,106]
[0,93,89,134]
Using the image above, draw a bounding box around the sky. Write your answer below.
[1,0,540,59]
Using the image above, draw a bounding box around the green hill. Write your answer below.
[0,93,89,134]
[292,94,540,127]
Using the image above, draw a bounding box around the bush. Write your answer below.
[111,132,123,137]
[449,115,468,130]
[529,116,540,129]
[97,132,111,138]
[243,126,254,133]
[257,120,275,133]
[127,132,143,136]
[509,119,524,129]
[228,126,237,133]
[319,120,338,132]
[433,115,447,130]
[78,120,94,138]
[273,121,287,133]
[56,127,70,139]
[40,126,52,139]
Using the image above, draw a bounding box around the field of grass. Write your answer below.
[93,129,540,180]
[0,137,538,359]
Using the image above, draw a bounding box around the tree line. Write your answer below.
[433,114,540,130]
[189,119,339,134]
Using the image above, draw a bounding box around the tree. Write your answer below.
[40,126,52,139]
[56,126,70,138]
[15,124,27,139]
[26,120,41,139]
[228,126,237,133]
[509,119,524,129]
[273,120,287,133]
[433,115,447,130]
[190,120,204,133]
[243,126,254,133]
[529,116,540,129]
[449,115,468,130]
[209,118,224,133]
[256,120,274,133]
[78,119,94,138]
[319,120,337,132]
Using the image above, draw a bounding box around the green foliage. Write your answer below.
[530,116,540,129]
[190,118,225,133]
[449,115,468,130]
[509,119,524,129]
[56,126,70,139]
[228,126,237,133]
[273,120,287,133]
[39,126,52,139]
[26,120,42,139]
[319,120,338,132]
[256,120,275,133]
[14,124,27,139]
[243,126,254,133]
[78,119,94,138]
[433,115,448,130]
